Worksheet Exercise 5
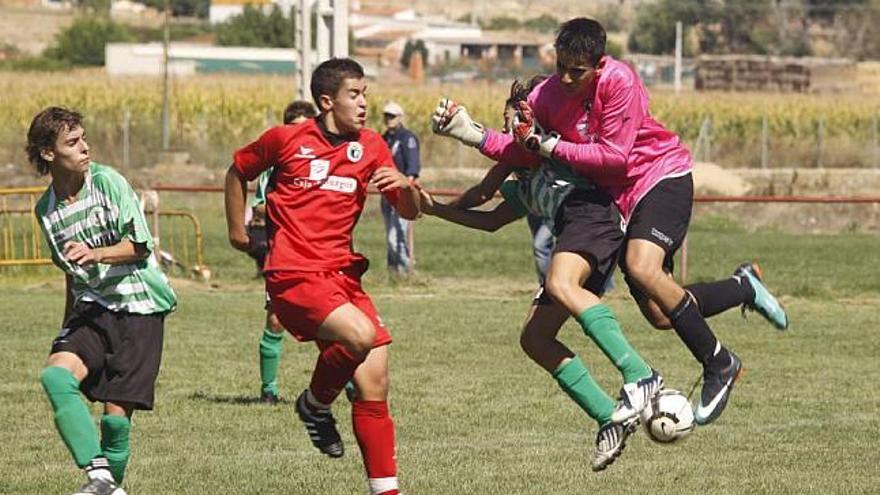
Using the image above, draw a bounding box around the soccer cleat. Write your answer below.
[260,390,281,405]
[591,417,639,472]
[610,369,664,424]
[694,350,743,425]
[295,390,344,458]
[71,478,125,495]
[735,262,789,330]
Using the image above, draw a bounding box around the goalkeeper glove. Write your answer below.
[514,101,560,158]
[431,98,486,148]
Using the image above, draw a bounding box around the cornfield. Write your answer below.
[2,70,879,178]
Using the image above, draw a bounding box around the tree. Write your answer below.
[215,5,293,48]
[523,14,558,33]
[482,16,521,31]
[627,0,816,57]
[400,39,428,69]
[44,17,135,66]
[138,0,210,19]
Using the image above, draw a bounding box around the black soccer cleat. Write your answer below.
[295,390,344,458]
[694,349,743,425]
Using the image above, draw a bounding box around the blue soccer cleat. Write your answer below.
[736,262,789,330]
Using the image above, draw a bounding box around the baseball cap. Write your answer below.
[382,102,404,116]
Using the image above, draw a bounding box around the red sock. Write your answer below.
[309,342,365,405]
[352,400,398,495]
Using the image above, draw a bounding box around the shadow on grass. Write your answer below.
[188,391,287,405]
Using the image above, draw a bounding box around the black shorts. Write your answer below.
[620,173,693,297]
[50,303,166,410]
[247,223,268,271]
[535,188,624,305]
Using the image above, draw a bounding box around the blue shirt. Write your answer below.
[383,126,421,178]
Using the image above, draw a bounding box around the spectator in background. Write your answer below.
[381,102,420,276]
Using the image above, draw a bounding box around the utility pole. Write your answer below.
[674,21,682,93]
[161,0,171,151]
[296,0,348,100]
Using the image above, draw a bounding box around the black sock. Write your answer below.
[686,277,754,318]
[667,294,719,366]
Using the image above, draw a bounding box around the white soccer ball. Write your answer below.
[641,389,695,444]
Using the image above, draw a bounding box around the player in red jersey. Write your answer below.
[224,58,419,495]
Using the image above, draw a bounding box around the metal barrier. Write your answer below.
[148,209,209,279]
[0,187,50,266]
[0,187,208,278]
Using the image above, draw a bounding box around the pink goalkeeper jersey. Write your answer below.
[479,55,693,223]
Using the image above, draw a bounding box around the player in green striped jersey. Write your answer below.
[28,107,176,495]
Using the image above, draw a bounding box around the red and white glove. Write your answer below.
[431,98,486,148]
[514,101,559,158]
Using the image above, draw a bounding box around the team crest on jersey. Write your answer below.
[87,207,107,228]
[347,142,364,162]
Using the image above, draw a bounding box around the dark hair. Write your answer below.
[283,100,317,124]
[309,58,365,111]
[506,74,550,108]
[555,17,606,67]
[26,106,83,176]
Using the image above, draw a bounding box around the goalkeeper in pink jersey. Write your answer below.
[432,17,789,426]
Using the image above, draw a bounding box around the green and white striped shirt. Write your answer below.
[250,167,274,208]
[35,162,176,315]
[499,158,594,232]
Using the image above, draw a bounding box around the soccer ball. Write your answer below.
[641,389,695,443]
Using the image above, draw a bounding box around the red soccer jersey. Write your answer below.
[234,119,401,271]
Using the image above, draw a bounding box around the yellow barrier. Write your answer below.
[0,187,207,278]
[0,187,49,266]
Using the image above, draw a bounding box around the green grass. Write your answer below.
[1,201,879,494]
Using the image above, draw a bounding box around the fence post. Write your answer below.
[816,117,825,169]
[696,117,713,162]
[761,112,769,169]
[122,107,131,169]
[873,113,878,169]
[265,107,274,128]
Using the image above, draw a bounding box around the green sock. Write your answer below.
[40,366,102,468]
[101,415,131,483]
[553,356,616,426]
[259,328,284,395]
[576,304,652,383]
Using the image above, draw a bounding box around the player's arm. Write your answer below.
[431,98,541,170]
[62,239,149,266]
[420,189,521,232]
[550,73,642,180]
[372,166,420,220]
[226,128,282,251]
[448,162,512,209]
[225,165,251,252]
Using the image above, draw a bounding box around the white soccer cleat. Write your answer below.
[610,369,664,423]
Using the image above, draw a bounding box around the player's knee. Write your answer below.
[649,315,673,330]
[624,254,662,287]
[519,328,538,358]
[267,313,285,333]
[341,322,377,358]
[544,272,576,306]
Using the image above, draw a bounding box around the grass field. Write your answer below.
[1,198,879,494]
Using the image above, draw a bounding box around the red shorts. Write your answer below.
[266,268,392,349]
